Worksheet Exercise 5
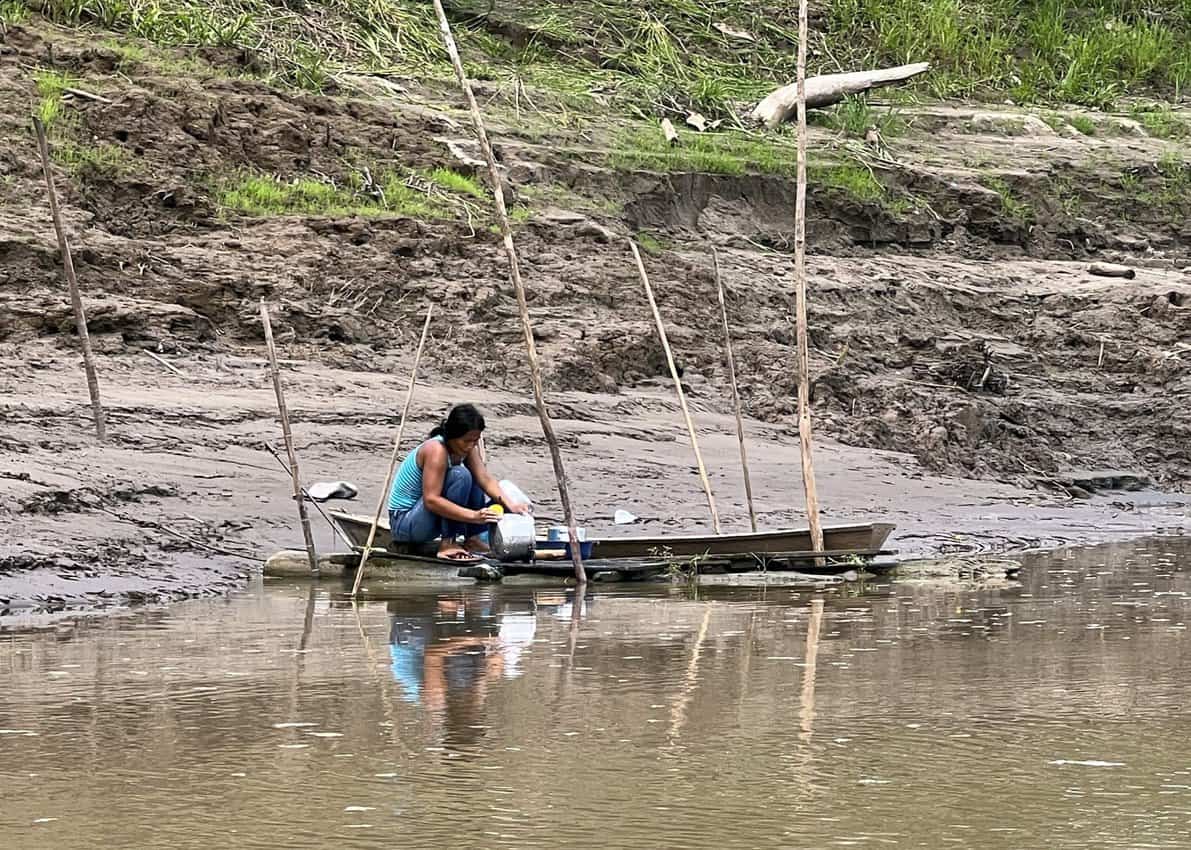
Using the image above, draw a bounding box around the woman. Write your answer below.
[388,403,530,561]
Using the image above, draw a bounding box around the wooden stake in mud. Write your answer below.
[33,117,106,441]
[351,304,434,598]
[260,299,318,577]
[793,0,825,553]
[630,241,721,535]
[712,248,758,532]
[432,0,587,584]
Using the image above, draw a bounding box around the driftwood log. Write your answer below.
[1088,262,1136,280]
[752,62,930,128]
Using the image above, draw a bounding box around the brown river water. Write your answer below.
[2,537,1190,849]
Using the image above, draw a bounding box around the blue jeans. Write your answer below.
[389,464,488,545]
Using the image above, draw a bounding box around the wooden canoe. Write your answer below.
[328,511,894,561]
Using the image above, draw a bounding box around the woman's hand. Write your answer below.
[473,507,504,524]
[503,499,531,515]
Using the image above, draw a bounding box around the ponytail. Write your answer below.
[430,404,485,440]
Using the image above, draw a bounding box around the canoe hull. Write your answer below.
[327,511,895,561]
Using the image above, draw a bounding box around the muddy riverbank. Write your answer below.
[1,342,1187,616]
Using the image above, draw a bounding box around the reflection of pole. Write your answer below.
[669,605,713,741]
[351,600,407,750]
[799,598,825,744]
[298,583,317,653]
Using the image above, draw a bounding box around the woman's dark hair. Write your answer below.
[430,403,486,440]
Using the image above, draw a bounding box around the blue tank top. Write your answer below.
[388,436,455,512]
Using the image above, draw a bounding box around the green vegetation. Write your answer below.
[811,163,886,204]
[215,170,469,219]
[54,141,132,176]
[1131,103,1190,139]
[832,0,1190,107]
[33,68,82,126]
[427,168,486,199]
[635,232,665,255]
[26,0,1189,111]
[610,125,796,176]
[611,122,920,211]
[981,176,1034,224]
[1153,150,1191,206]
[1,0,28,24]
[1069,115,1097,136]
[815,95,905,139]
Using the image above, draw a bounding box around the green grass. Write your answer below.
[610,125,796,176]
[1069,115,1097,136]
[811,163,886,204]
[1131,103,1190,139]
[33,68,83,126]
[1,0,28,24]
[53,141,133,176]
[427,168,485,198]
[981,176,1034,224]
[815,95,905,139]
[216,171,458,219]
[636,231,664,255]
[27,0,1191,111]
[1154,149,1191,207]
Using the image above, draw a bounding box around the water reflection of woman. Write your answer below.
[387,596,533,749]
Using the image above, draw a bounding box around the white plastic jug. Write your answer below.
[498,479,532,512]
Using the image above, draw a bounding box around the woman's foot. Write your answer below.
[464,535,491,555]
[436,544,479,562]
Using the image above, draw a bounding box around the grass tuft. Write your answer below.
[427,168,486,198]
[1131,103,1190,139]
[216,170,458,219]
[981,176,1034,224]
[34,68,83,126]
[811,163,886,204]
[610,125,795,176]
[54,141,133,176]
[1069,115,1097,136]
[1,0,28,24]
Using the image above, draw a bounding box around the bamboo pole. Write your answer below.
[33,117,106,441]
[260,299,318,576]
[712,248,758,532]
[630,241,721,534]
[351,304,434,598]
[432,0,586,584]
[794,0,825,553]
